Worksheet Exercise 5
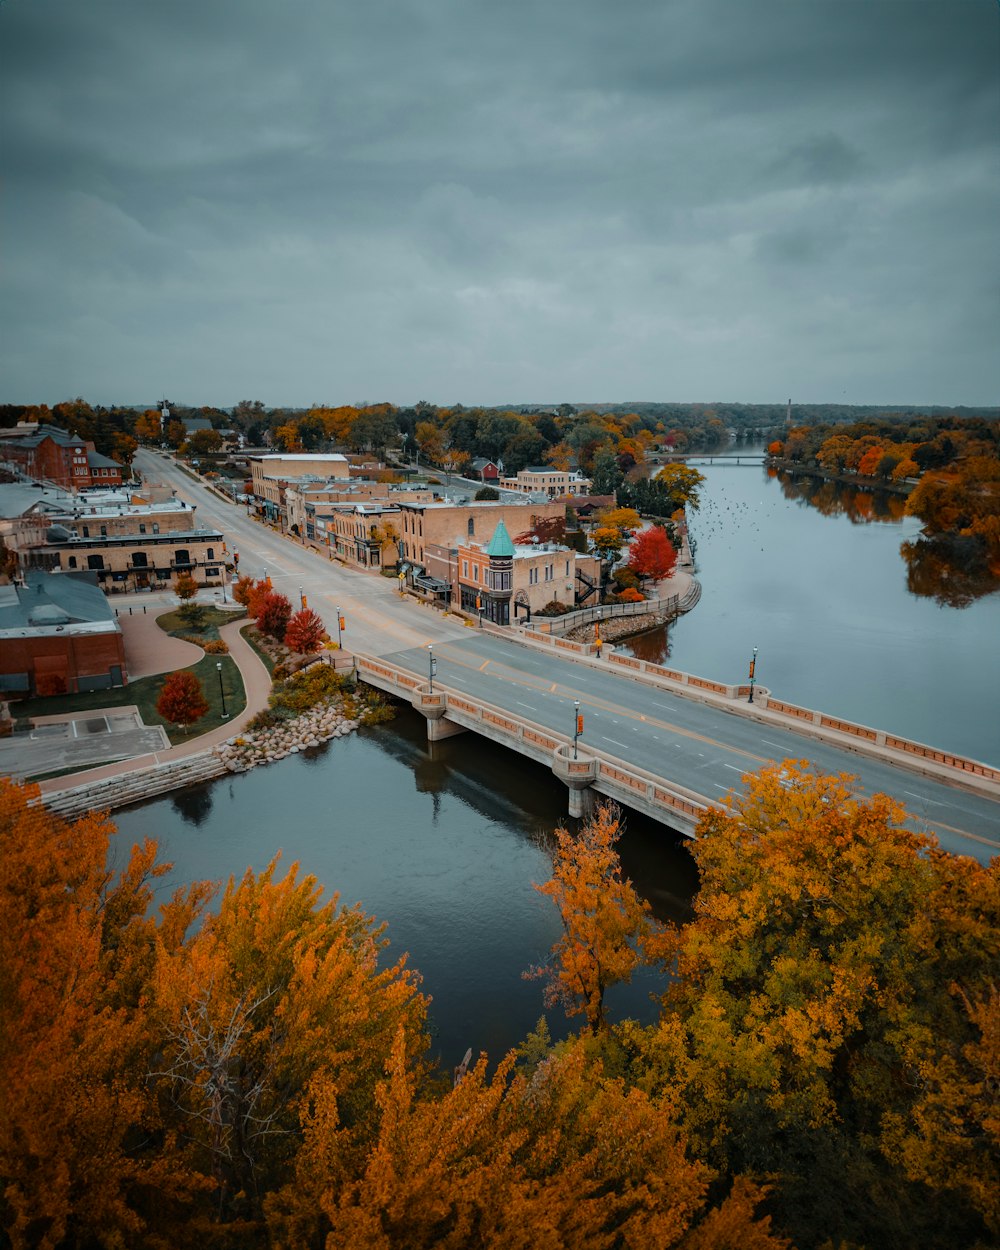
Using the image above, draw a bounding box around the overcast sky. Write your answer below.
[2,0,997,410]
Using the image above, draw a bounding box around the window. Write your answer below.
[473,566,479,582]
[87,554,104,570]
[139,524,146,534]
[174,549,190,567]
[152,523,159,534]
[462,560,468,577]
[565,560,570,575]
[67,556,77,569]
[100,525,107,536]
[132,552,147,567]
[468,518,475,536]
[207,547,215,560]
[82,525,90,538]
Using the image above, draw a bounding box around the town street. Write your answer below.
[134,450,1000,865]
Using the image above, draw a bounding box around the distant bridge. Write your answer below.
[650,453,767,467]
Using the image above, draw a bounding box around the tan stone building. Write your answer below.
[452,519,602,625]
[249,454,350,521]
[497,467,592,498]
[22,521,228,593]
[1,486,205,582]
[396,499,565,577]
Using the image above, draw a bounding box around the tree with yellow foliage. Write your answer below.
[639,760,1000,1249]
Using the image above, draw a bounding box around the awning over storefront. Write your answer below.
[413,575,450,595]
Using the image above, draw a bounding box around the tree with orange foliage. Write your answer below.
[627,525,677,582]
[526,802,657,1036]
[173,571,198,603]
[0,778,212,1249]
[134,409,162,443]
[285,608,327,654]
[156,670,209,733]
[154,857,428,1231]
[232,572,258,607]
[270,1026,789,1250]
[252,588,293,640]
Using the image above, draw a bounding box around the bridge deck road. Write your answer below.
[380,633,1000,866]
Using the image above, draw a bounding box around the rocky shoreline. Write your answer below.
[563,611,669,645]
[215,699,360,773]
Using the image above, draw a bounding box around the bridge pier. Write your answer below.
[552,745,598,819]
[411,688,468,740]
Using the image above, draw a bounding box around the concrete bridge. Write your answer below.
[650,453,767,467]
[353,632,1000,864]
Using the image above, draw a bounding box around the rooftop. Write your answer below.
[0,570,119,634]
[251,453,348,463]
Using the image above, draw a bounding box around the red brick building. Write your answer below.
[0,426,123,490]
[0,571,127,698]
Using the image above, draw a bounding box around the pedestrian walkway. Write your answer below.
[118,610,204,678]
[36,617,274,800]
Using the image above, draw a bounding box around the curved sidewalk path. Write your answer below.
[38,619,273,798]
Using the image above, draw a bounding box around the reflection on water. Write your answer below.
[775,470,909,524]
[169,784,214,827]
[115,708,698,1064]
[901,534,1000,608]
[620,626,672,667]
[773,469,998,604]
[616,452,1000,765]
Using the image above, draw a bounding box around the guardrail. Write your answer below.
[604,656,1000,786]
[524,585,702,637]
[353,654,718,833]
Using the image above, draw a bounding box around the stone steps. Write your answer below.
[41,751,227,820]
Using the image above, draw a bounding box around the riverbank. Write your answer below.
[766,457,915,495]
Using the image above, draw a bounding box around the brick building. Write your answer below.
[0,425,123,489]
[396,499,565,578]
[0,571,127,698]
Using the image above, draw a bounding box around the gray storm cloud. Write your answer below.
[1,0,997,406]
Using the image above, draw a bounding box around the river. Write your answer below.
[623,460,1000,768]
[114,453,999,1066]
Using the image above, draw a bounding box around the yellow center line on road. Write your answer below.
[426,645,997,857]
[430,645,770,767]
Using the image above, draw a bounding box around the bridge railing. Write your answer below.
[521,584,702,637]
[353,654,719,830]
[603,655,1000,786]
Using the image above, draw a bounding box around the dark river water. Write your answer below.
[114,454,999,1067]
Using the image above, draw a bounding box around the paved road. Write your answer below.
[379,632,1000,866]
[135,449,469,657]
[136,451,1000,865]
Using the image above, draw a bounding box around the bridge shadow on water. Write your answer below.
[366,704,701,926]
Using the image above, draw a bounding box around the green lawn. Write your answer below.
[240,623,278,676]
[158,605,246,639]
[12,613,248,746]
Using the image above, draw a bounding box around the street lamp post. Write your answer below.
[748,646,758,703]
[217,661,229,719]
[595,608,602,656]
[573,700,581,759]
[428,644,436,694]
[336,606,342,648]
